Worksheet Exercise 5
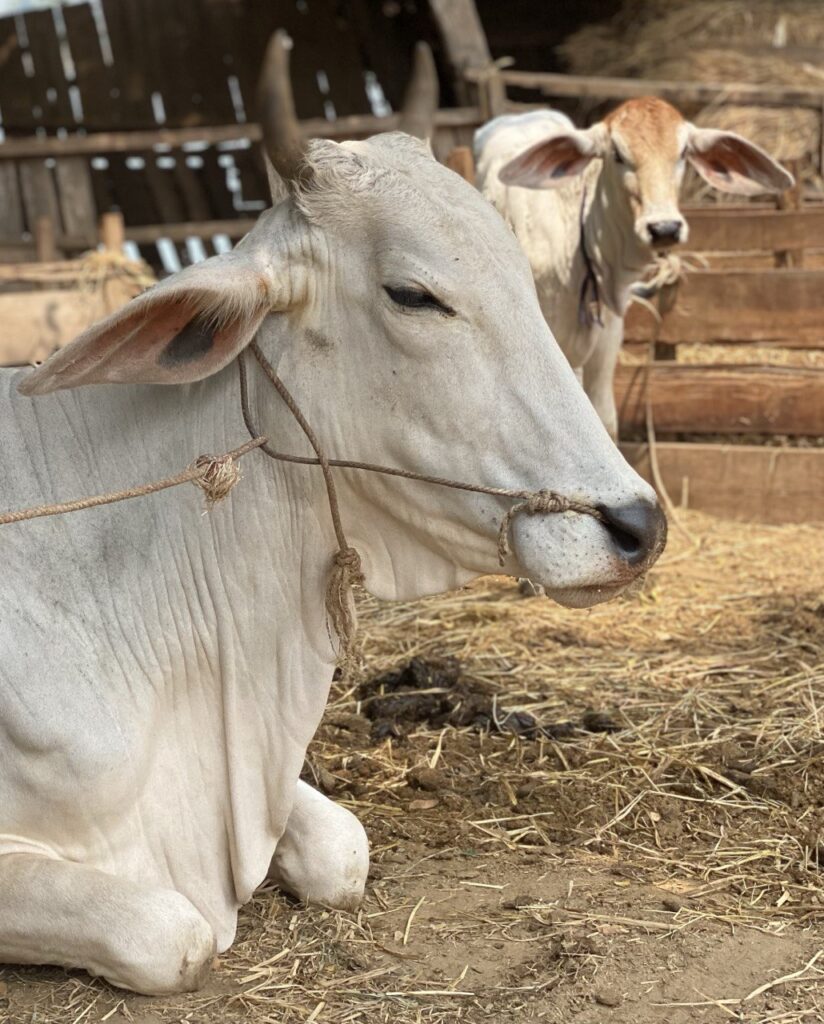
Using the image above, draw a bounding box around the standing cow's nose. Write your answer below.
[648,220,683,245]
[598,501,667,568]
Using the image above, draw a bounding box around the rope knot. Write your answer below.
[191,453,241,507]
[325,545,366,678]
[497,489,574,565]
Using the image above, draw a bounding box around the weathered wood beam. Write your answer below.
[624,269,824,348]
[620,442,824,525]
[483,69,824,111]
[0,108,482,160]
[685,208,824,253]
[616,364,824,436]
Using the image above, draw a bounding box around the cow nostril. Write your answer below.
[598,501,667,568]
[648,219,682,244]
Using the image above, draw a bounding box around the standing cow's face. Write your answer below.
[498,96,793,251]
[19,133,666,605]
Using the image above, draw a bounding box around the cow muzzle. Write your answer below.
[597,499,668,570]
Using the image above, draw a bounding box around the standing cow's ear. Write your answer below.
[498,123,607,189]
[18,249,288,396]
[686,126,794,196]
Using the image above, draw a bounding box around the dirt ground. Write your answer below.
[2,510,823,1023]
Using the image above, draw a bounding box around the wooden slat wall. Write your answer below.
[625,270,824,348]
[0,0,445,133]
[615,364,824,436]
[622,443,824,525]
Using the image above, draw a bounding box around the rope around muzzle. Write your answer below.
[2,347,607,674]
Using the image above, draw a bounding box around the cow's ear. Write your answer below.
[687,126,794,196]
[498,124,607,189]
[18,250,285,396]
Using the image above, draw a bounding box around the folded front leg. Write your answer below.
[0,853,215,994]
[268,780,369,911]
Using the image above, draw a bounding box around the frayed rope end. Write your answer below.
[326,545,366,677]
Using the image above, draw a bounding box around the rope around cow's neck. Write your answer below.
[1,346,606,670]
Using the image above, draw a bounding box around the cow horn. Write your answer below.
[257,30,311,187]
[398,41,439,141]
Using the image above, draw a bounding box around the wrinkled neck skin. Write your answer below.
[584,165,650,315]
[248,314,495,606]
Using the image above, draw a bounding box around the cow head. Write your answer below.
[498,96,793,250]
[18,38,665,607]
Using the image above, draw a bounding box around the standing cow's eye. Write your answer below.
[384,285,455,315]
[613,146,626,165]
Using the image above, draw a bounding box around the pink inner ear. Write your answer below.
[500,136,592,189]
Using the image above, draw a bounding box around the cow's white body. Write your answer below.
[0,132,664,995]
[475,112,645,436]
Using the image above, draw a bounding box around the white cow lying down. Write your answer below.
[0,68,666,997]
[474,98,793,436]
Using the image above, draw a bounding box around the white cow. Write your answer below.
[474,98,793,436]
[0,41,666,995]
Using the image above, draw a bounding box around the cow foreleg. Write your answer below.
[582,319,622,441]
[268,780,369,911]
[0,853,215,994]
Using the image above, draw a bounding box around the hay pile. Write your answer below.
[559,0,824,187]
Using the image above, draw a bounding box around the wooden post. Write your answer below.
[775,160,803,267]
[428,0,494,107]
[446,146,476,185]
[34,215,57,262]
[100,211,125,253]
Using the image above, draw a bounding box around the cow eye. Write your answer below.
[384,285,455,315]
[613,146,626,165]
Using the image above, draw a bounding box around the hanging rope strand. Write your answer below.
[4,349,610,669]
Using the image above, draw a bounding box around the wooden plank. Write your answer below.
[0,162,24,239]
[615,364,824,436]
[446,146,475,184]
[686,208,824,253]
[63,2,119,129]
[122,218,258,245]
[491,69,824,111]
[0,14,37,130]
[172,154,212,222]
[23,9,74,128]
[624,270,824,348]
[142,156,185,224]
[620,442,824,525]
[100,0,154,128]
[54,157,97,244]
[429,0,491,71]
[0,107,481,159]
[429,0,493,106]
[18,158,61,233]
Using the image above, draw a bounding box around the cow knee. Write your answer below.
[101,889,216,995]
[270,783,369,911]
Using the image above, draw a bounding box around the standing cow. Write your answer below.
[0,41,666,995]
[474,99,793,436]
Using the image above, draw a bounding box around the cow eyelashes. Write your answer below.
[384,285,455,316]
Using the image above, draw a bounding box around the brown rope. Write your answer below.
[3,346,607,675]
[0,436,267,526]
[239,345,606,671]
[247,341,365,674]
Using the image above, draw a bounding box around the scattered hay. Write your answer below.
[4,511,822,1022]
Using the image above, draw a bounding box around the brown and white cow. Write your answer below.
[474,97,793,435]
